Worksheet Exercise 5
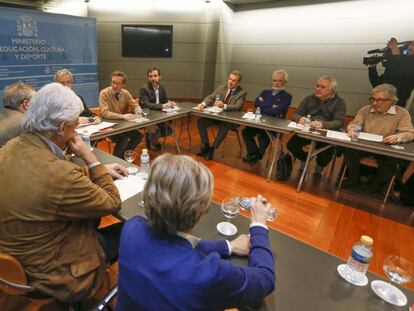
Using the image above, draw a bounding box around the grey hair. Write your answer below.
[144,154,214,236]
[54,68,73,82]
[319,75,338,95]
[22,82,82,135]
[372,83,398,103]
[3,82,35,110]
[273,70,289,82]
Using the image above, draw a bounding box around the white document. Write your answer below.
[76,121,116,135]
[242,112,255,120]
[326,130,351,141]
[359,132,383,142]
[204,107,223,113]
[114,174,146,202]
[288,121,303,129]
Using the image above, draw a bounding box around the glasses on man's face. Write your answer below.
[369,97,391,104]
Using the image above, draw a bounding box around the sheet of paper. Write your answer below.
[242,112,255,120]
[326,130,351,141]
[114,174,146,202]
[76,121,116,135]
[288,121,303,129]
[359,132,383,142]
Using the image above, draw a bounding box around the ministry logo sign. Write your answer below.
[17,15,38,37]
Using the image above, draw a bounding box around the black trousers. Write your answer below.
[197,118,237,149]
[96,222,124,265]
[286,134,333,167]
[343,149,398,185]
[111,130,143,158]
[242,127,271,156]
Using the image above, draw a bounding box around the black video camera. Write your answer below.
[363,40,412,66]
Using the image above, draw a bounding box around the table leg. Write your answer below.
[296,140,315,192]
[267,132,280,182]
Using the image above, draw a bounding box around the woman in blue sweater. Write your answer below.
[116,154,275,310]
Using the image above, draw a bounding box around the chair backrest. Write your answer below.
[0,252,34,296]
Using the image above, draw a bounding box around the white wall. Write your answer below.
[230,0,414,114]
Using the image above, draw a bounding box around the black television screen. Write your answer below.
[121,25,173,58]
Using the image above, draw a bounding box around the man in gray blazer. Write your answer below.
[0,82,35,147]
[195,70,247,160]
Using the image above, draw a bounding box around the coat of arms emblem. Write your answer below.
[17,15,38,37]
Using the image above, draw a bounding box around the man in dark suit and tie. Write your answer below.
[195,70,247,160]
[139,67,174,150]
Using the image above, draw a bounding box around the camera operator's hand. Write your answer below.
[387,38,400,55]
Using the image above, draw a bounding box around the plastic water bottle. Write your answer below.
[351,125,362,142]
[346,235,373,283]
[214,95,220,107]
[140,149,150,176]
[255,107,261,121]
[81,130,91,150]
[302,114,311,132]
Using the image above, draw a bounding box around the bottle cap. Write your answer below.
[82,130,88,135]
[142,149,148,153]
[360,235,373,246]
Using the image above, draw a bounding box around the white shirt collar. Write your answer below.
[176,231,201,249]
[370,105,396,115]
[35,133,66,160]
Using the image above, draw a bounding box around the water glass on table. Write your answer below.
[124,150,138,174]
[142,107,149,119]
[217,197,240,236]
[371,255,414,307]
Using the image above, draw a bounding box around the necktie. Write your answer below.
[115,93,120,100]
[224,89,233,104]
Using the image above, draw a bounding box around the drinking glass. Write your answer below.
[142,108,150,119]
[217,198,239,236]
[124,150,138,174]
[371,255,414,306]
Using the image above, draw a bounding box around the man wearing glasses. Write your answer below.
[342,83,414,191]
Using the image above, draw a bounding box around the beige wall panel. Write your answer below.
[98,41,219,63]
[89,7,214,24]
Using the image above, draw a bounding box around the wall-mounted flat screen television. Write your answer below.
[121,25,173,58]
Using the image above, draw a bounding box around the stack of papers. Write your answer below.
[114,174,146,202]
[326,130,383,142]
[162,107,181,112]
[76,121,116,135]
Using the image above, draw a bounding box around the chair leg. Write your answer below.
[235,130,243,159]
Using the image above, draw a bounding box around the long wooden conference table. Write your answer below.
[81,149,414,310]
[87,103,414,192]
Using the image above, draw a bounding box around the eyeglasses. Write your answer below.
[369,97,391,104]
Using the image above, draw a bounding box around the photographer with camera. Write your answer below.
[366,38,414,107]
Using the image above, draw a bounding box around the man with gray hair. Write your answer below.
[0,82,127,303]
[342,83,414,191]
[242,70,292,163]
[287,75,346,174]
[0,82,35,147]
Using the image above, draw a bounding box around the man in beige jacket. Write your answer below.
[0,83,127,303]
[343,83,414,192]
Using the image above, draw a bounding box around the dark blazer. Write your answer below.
[116,216,275,311]
[139,82,169,110]
[203,84,247,111]
[78,95,96,117]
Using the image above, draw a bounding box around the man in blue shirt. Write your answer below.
[242,70,292,163]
